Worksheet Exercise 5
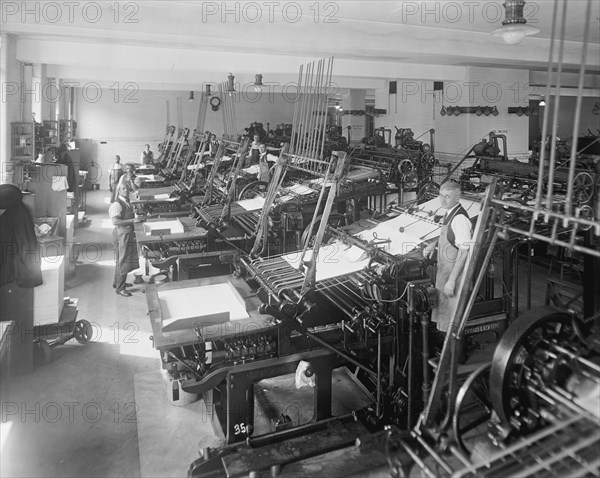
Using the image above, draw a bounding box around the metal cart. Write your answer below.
[33,298,92,365]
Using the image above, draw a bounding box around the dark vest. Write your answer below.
[115,197,135,233]
[142,150,154,164]
[443,204,470,249]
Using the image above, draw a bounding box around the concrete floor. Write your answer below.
[0,188,567,477]
[2,189,158,478]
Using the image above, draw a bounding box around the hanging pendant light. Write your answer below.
[492,1,540,45]
[254,74,263,93]
[226,73,235,96]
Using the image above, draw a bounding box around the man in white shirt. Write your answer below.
[423,181,473,333]
[108,155,124,201]
[109,184,144,296]
[140,144,154,165]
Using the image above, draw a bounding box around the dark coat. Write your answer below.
[0,202,43,288]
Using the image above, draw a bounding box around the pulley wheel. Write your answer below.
[401,171,418,189]
[420,153,436,171]
[577,204,595,231]
[489,307,573,432]
[418,181,440,201]
[452,362,492,455]
[238,181,269,200]
[397,159,415,175]
[573,171,594,204]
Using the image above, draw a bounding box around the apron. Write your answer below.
[113,199,139,276]
[431,206,467,332]
[142,150,154,164]
[248,147,260,166]
[258,157,270,183]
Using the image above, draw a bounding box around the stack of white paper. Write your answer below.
[237,197,266,211]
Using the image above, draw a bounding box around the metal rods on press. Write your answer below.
[219,82,237,140]
[289,57,334,162]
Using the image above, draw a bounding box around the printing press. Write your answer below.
[131,135,244,219]
[141,179,599,477]
[194,146,390,259]
[356,127,440,202]
[144,164,532,474]
[164,173,597,477]
[144,50,598,477]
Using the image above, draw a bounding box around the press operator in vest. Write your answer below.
[422,181,473,334]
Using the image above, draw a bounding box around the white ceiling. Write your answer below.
[3,0,599,90]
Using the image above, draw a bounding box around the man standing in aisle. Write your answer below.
[246,133,261,166]
[117,163,140,199]
[257,144,272,183]
[140,144,154,165]
[109,183,144,297]
[423,181,473,334]
[108,155,124,201]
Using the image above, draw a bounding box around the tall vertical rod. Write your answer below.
[220,83,227,137]
[314,59,329,159]
[319,57,334,159]
[300,61,314,157]
[532,0,559,223]
[564,0,592,218]
[166,100,171,130]
[544,0,569,216]
[318,57,333,158]
[295,62,309,157]
[290,64,303,154]
[305,59,319,160]
[294,62,307,156]
[177,96,183,131]
[306,59,323,161]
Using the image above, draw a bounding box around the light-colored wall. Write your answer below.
[374,67,531,179]
[74,87,296,185]
[1,33,23,183]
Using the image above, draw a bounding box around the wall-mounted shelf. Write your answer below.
[11,122,43,161]
[43,120,60,149]
[440,106,499,117]
[59,120,77,144]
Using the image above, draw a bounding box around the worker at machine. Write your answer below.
[108,155,124,201]
[208,133,220,158]
[246,133,261,166]
[257,144,272,183]
[53,143,77,193]
[109,183,144,297]
[140,144,154,165]
[117,163,140,199]
[423,181,473,334]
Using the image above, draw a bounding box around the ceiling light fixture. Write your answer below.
[254,74,263,93]
[492,0,540,45]
[227,73,235,96]
[188,90,195,103]
[539,100,546,107]
[204,84,212,97]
